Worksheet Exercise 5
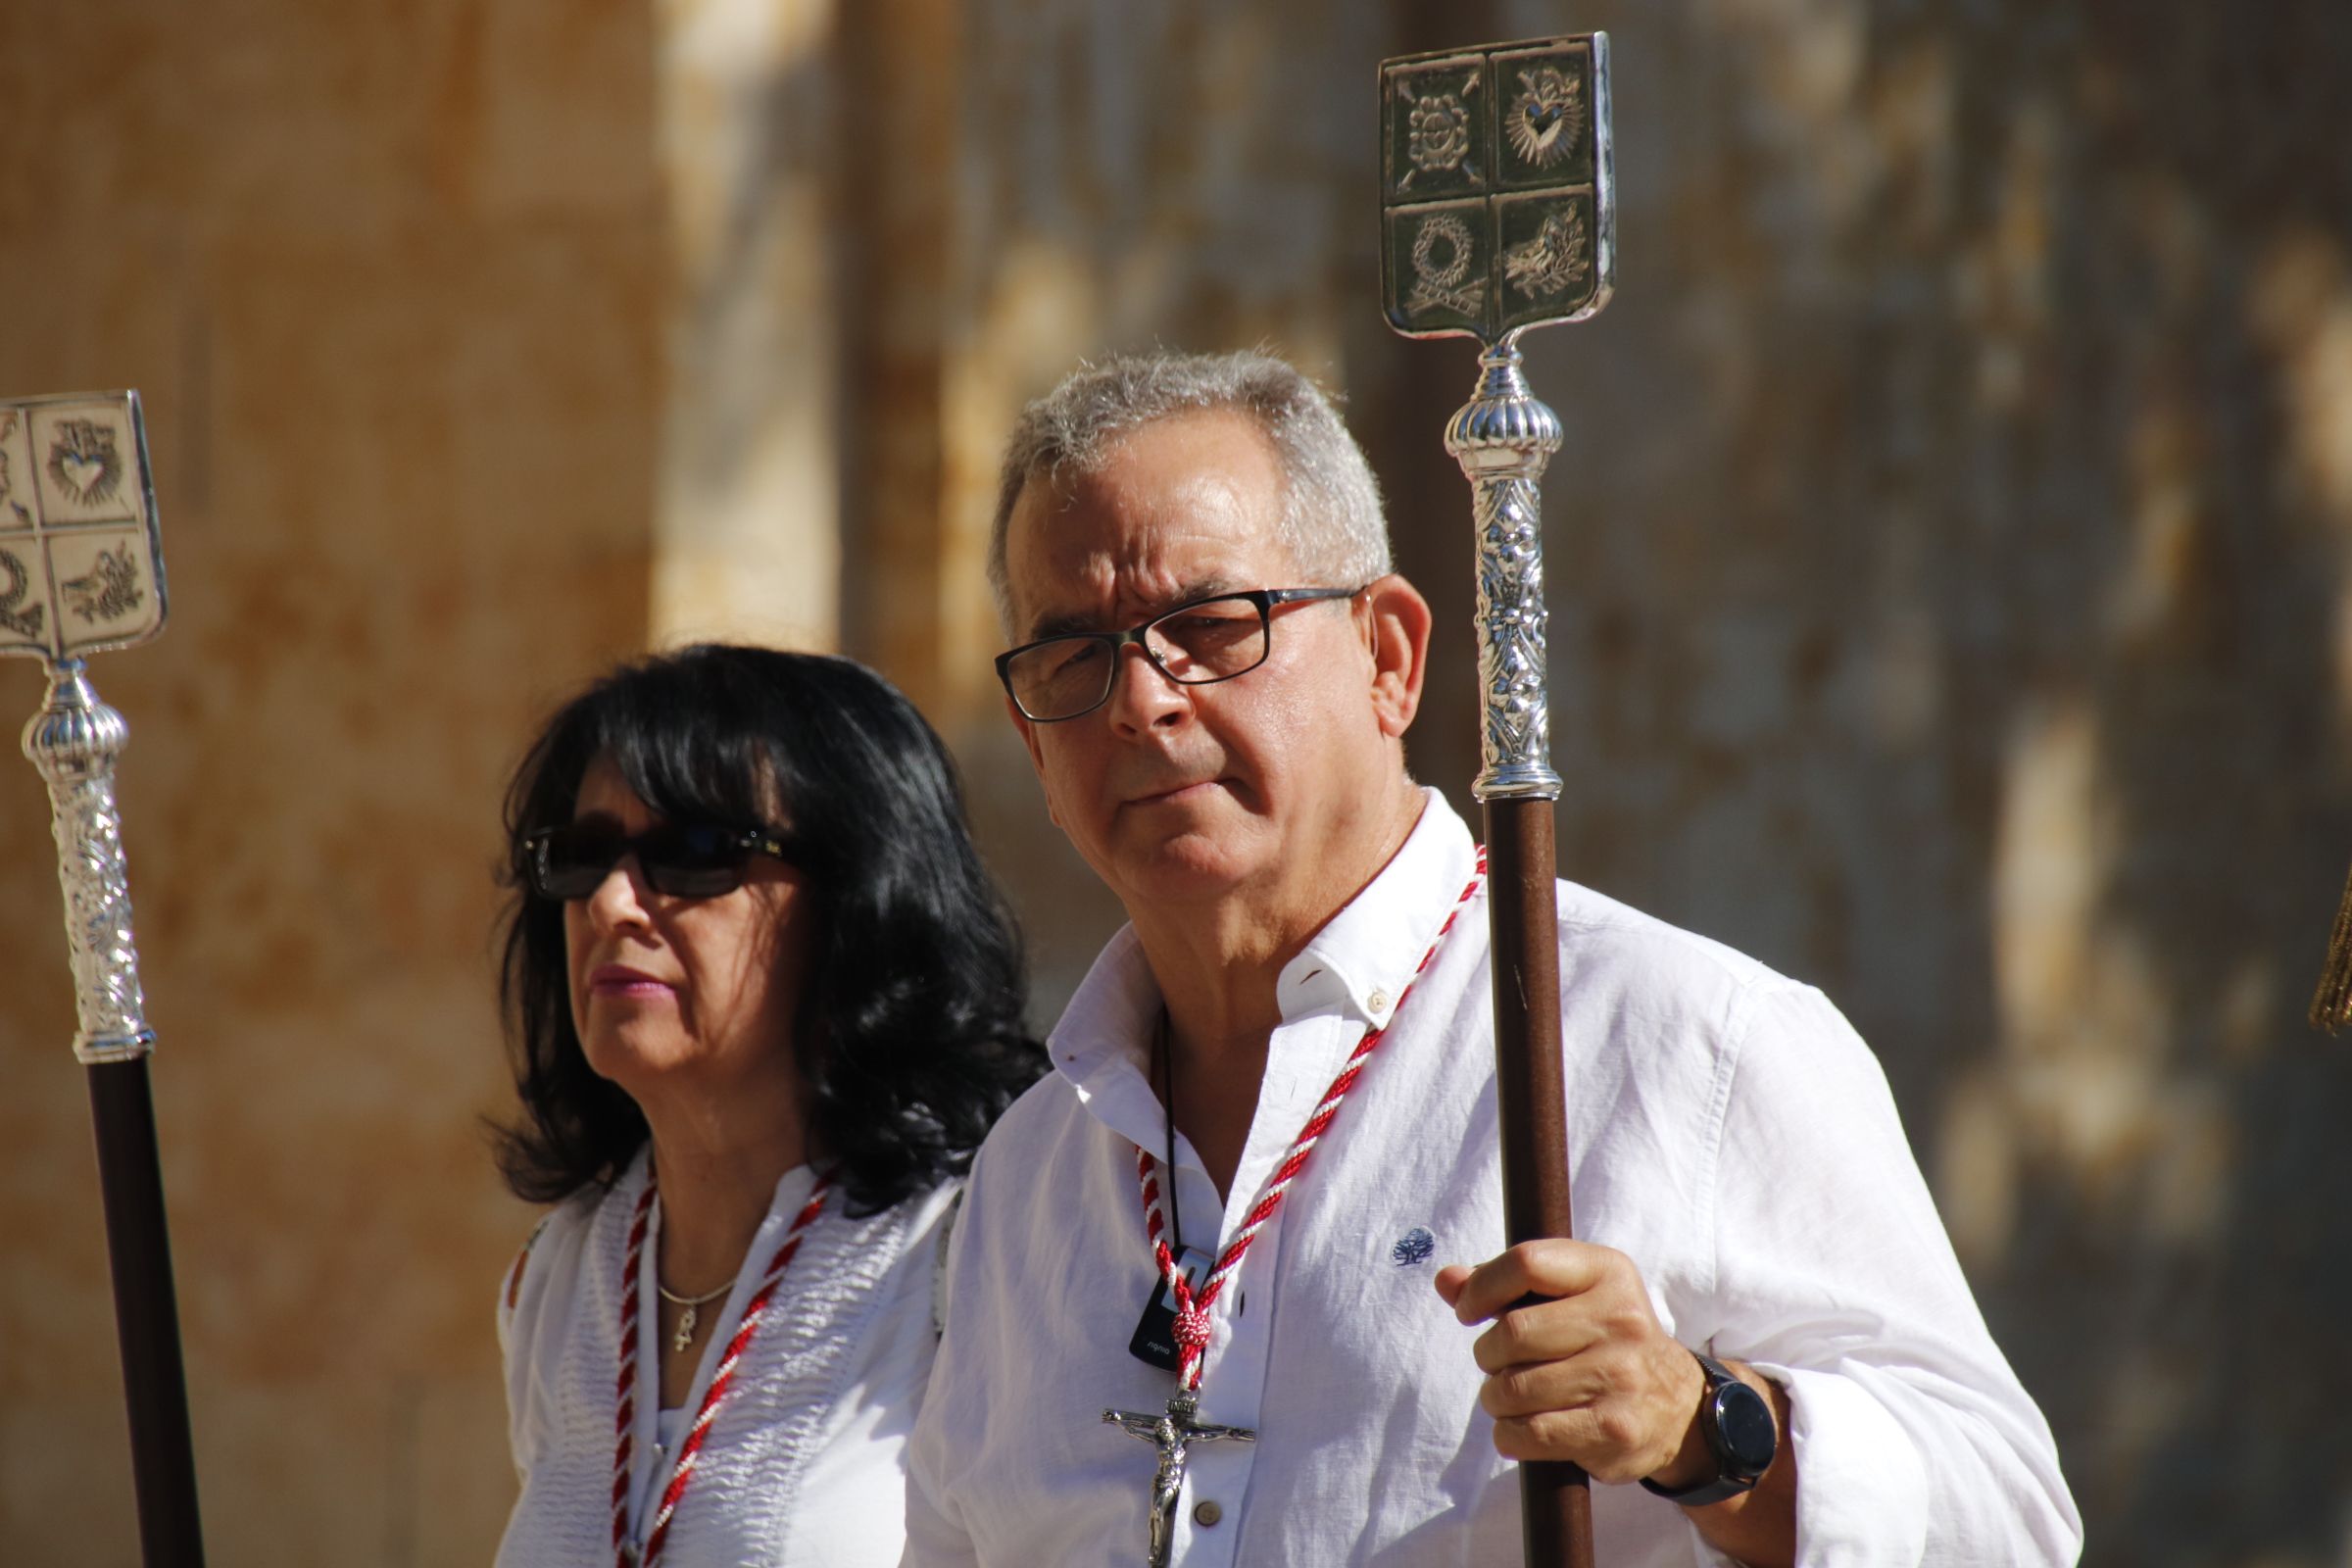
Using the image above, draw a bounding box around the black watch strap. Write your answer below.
[1639,1351,1775,1508]
[1640,1470,1755,1508]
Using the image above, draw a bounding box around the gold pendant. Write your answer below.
[672,1302,698,1354]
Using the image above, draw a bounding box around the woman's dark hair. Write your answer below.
[493,644,1045,1216]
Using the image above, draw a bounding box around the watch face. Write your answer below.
[1714,1381,1778,1475]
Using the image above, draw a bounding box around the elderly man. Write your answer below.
[903,350,2080,1567]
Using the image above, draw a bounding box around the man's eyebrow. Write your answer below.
[1028,609,1106,640]
[1025,578,1245,641]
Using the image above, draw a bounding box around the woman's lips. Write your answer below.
[587,964,674,998]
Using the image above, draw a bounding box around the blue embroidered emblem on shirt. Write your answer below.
[1391,1227,1436,1266]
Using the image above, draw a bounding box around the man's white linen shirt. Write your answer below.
[903,790,2079,1567]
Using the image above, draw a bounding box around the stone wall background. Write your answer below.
[0,0,661,1561]
[3,1,2347,1563]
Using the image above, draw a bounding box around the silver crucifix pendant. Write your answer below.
[1102,1390,1255,1567]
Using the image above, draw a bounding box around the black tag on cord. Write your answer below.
[1129,1247,1210,1372]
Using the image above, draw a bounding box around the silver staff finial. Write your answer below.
[1380,33,1615,806]
[3,390,169,1061]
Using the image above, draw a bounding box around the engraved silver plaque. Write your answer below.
[0,391,168,662]
[1380,35,1616,345]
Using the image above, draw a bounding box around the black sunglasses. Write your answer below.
[520,821,800,901]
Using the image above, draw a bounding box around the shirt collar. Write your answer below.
[1046,788,1478,1153]
[1046,923,1167,1159]
[1271,788,1475,1030]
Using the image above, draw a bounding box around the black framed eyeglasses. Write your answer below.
[995,586,1365,723]
[520,821,800,901]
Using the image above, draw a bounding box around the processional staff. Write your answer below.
[1378,32,1616,1568]
[3,391,205,1567]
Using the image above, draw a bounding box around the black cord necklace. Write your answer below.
[1155,1006,1184,1254]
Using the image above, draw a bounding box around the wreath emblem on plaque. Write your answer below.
[62,547,144,624]
[1505,66,1585,169]
[1407,213,1485,318]
[47,418,124,508]
[1502,207,1592,301]
[0,546,46,640]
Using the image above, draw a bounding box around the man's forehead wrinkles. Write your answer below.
[1004,410,1292,642]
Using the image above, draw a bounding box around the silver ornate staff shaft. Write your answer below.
[1446,337,1563,804]
[24,658,156,1063]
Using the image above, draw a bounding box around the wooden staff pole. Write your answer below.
[88,1058,207,1568]
[1484,800,1586,1561]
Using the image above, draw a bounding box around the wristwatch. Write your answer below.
[1638,1351,1778,1507]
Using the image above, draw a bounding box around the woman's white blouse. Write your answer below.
[496,1150,955,1567]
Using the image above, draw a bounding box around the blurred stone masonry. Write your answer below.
[3,1,2347,1564]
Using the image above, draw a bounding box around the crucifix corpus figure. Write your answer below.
[1102,1393,1256,1567]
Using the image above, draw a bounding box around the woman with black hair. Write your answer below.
[491,645,1043,1568]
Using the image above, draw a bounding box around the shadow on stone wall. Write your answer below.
[1495,6,2352,1563]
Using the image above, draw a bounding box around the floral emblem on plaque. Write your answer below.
[1504,66,1585,170]
[1502,207,1592,300]
[1408,214,1485,317]
[47,419,123,508]
[1407,92,1472,173]
[62,547,144,624]
[0,546,46,639]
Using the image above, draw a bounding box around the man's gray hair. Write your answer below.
[987,350,1392,630]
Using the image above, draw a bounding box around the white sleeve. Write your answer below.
[900,1453,983,1568]
[496,1211,560,1486]
[900,1167,983,1568]
[1707,985,2082,1567]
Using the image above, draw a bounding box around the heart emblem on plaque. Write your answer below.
[1505,67,1584,169]
[61,454,105,495]
[46,418,123,507]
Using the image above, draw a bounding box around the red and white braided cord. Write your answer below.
[612,1184,656,1559]
[613,1173,832,1568]
[1140,849,1487,1391]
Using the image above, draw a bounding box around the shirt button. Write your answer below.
[1194,1500,1224,1527]
[1367,989,1391,1014]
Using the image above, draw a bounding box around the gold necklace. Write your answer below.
[655,1275,734,1353]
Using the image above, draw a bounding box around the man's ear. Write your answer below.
[1361,573,1433,739]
